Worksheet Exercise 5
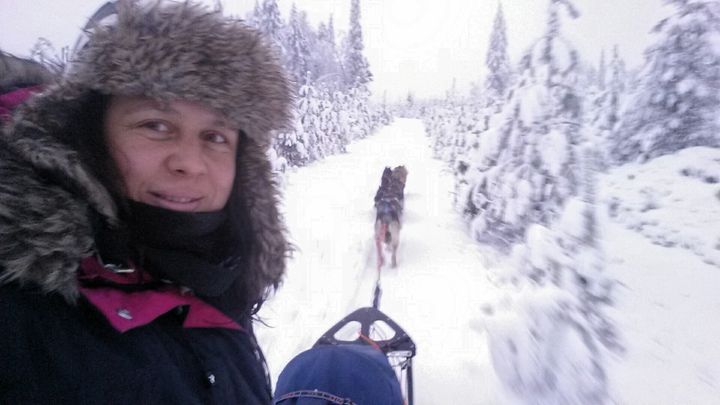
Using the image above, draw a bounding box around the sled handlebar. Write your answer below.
[314,307,416,357]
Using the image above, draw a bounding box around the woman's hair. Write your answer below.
[69,92,121,200]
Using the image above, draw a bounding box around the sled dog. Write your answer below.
[374,166,408,268]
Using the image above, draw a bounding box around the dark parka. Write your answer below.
[0,1,292,403]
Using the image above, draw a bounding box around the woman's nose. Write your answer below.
[166,139,206,176]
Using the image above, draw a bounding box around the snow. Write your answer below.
[558,198,588,240]
[604,223,720,405]
[257,119,501,403]
[257,119,720,404]
[600,147,720,404]
[709,32,720,56]
[2,0,717,402]
[519,86,545,124]
[676,77,695,95]
[601,147,720,267]
[485,285,606,405]
[539,128,569,177]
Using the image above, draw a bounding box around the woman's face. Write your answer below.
[105,96,239,212]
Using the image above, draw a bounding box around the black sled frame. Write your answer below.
[315,307,417,405]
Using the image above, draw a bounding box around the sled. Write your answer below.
[314,306,417,405]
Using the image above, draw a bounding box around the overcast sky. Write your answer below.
[0,0,672,101]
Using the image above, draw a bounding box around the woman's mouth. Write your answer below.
[148,192,203,211]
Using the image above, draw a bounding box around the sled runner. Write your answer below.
[274,306,417,405]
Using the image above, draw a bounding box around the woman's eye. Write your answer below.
[139,121,170,133]
[204,132,228,145]
[203,132,235,152]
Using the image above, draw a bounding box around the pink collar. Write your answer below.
[78,257,242,333]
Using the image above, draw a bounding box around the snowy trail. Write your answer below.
[605,223,720,404]
[257,118,499,403]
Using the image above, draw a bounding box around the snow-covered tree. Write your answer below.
[256,0,286,53]
[343,0,372,89]
[606,45,626,129]
[314,16,343,91]
[377,90,392,126]
[297,80,323,160]
[487,146,618,405]
[445,77,459,106]
[275,110,310,168]
[421,2,512,186]
[484,1,512,108]
[405,92,416,115]
[316,87,346,154]
[610,45,627,96]
[321,16,337,49]
[597,48,606,91]
[286,5,312,84]
[587,45,627,169]
[462,0,583,248]
[273,78,386,168]
[251,2,386,170]
[245,0,262,28]
[611,0,720,163]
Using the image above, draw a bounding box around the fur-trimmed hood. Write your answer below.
[0,0,292,305]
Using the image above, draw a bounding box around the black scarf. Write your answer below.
[97,200,241,298]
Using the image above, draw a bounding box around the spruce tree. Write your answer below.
[297,79,322,160]
[286,5,311,84]
[465,0,582,248]
[612,0,720,163]
[343,0,372,89]
[484,2,512,107]
[598,49,606,91]
[257,0,285,54]
[606,45,625,130]
[315,16,342,90]
[255,1,388,169]
[588,44,627,169]
[245,0,262,28]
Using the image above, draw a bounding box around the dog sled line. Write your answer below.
[274,166,416,404]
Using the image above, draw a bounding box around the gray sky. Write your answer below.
[0,0,672,101]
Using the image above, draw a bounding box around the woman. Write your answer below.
[0,1,292,403]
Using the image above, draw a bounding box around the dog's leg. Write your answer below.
[389,221,400,268]
[375,220,385,269]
